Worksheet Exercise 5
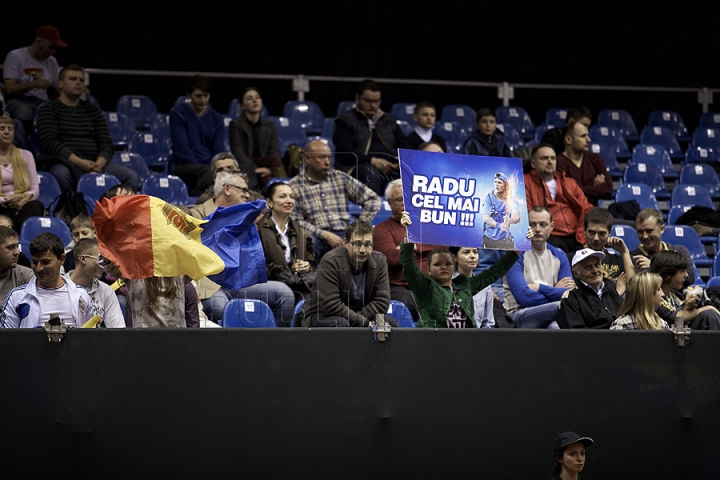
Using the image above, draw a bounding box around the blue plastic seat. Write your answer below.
[630,144,679,179]
[531,123,554,146]
[647,110,691,142]
[589,125,631,159]
[679,163,720,198]
[662,225,713,267]
[545,108,568,128]
[141,174,189,205]
[19,216,72,256]
[499,123,524,152]
[77,173,121,212]
[371,199,393,226]
[320,117,335,139]
[440,105,476,133]
[622,164,670,200]
[433,121,468,154]
[390,102,417,125]
[387,300,415,328]
[640,126,684,159]
[37,172,62,209]
[221,299,276,328]
[128,131,169,170]
[173,96,190,109]
[103,111,134,148]
[610,224,640,252]
[290,299,306,327]
[671,184,715,209]
[115,95,159,130]
[597,109,639,142]
[111,152,151,186]
[396,120,414,137]
[336,100,356,116]
[667,204,694,225]
[614,183,661,211]
[590,142,622,179]
[271,116,308,157]
[495,106,535,140]
[706,275,720,288]
[283,100,325,134]
[685,143,720,164]
[699,112,720,129]
[692,127,720,150]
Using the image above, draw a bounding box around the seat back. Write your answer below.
[440,105,476,133]
[115,95,159,128]
[283,100,325,134]
[640,126,684,159]
[336,100,356,116]
[388,300,415,328]
[37,172,62,209]
[679,163,720,197]
[77,173,121,211]
[141,174,189,205]
[685,144,720,164]
[614,183,661,211]
[396,120,414,137]
[699,112,720,129]
[671,184,715,209]
[19,216,72,255]
[128,131,169,169]
[610,225,640,252]
[271,116,308,156]
[433,121,468,154]
[662,225,713,266]
[589,125,630,158]
[692,127,720,150]
[498,123,524,152]
[544,108,568,128]
[221,299,276,328]
[597,109,639,141]
[290,299,306,327]
[647,110,690,141]
[495,106,535,139]
[590,143,621,178]
[390,103,417,125]
[630,144,678,178]
[111,152,151,185]
[622,164,670,199]
[667,205,694,225]
[103,111,133,147]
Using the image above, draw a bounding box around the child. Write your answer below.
[406,101,447,152]
[463,108,511,157]
[63,214,96,272]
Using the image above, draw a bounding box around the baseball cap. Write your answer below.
[571,248,605,267]
[554,431,594,454]
[36,26,68,47]
[494,172,508,182]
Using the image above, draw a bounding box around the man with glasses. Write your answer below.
[332,79,409,196]
[300,220,396,327]
[189,167,249,218]
[194,152,244,205]
[68,238,125,328]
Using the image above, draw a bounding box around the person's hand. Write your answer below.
[255,167,272,178]
[400,211,412,227]
[607,236,628,254]
[555,277,576,289]
[322,230,344,249]
[616,272,627,296]
[32,77,51,90]
[371,157,398,175]
[526,226,533,239]
[594,174,606,185]
[90,161,103,173]
[500,215,511,232]
[2,193,24,209]
[527,283,539,291]
[76,158,97,173]
[292,260,310,273]
[633,255,650,271]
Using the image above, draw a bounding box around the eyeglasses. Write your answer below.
[388,196,404,204]
[81,255,100,261]
[226,184,249,194]
[349,241,373,250]
[216,166,239,173]
[359,97,381,105]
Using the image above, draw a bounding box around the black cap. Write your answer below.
[553,431,594,454]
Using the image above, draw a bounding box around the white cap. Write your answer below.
[571,248,605,267]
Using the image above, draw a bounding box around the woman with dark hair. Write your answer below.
[0,115,44,231]
[552,431,594,480]
[448,246,495,328]
[257,181,316,301]
[228,87,287,190]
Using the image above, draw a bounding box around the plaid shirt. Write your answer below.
[289,169,380,237]
[610,314,670,330]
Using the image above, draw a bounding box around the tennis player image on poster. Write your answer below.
[398,149,530,251]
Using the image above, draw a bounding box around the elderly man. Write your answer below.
[555,248,625,329]
[289,140,380,260]
[193,152,243,205]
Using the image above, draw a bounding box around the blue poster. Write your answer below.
[398,149,531,251]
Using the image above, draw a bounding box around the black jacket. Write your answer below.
[556,278,623,329]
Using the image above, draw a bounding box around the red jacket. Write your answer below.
[524,170,593,245]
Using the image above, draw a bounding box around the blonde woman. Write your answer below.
[610,272,669,330]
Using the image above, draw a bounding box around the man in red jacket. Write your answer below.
[524,143,594,254]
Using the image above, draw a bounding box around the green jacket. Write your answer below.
[400,243,518,328]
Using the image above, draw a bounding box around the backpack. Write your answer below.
[705,286,720,311]
[49,191,90,226]
[283,144,305,178]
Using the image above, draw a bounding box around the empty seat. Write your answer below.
[115,95,159,129]
[498,123,524,152]
[283,100,325,134]
[390,102,417,125]
[589,125,631,159]
[495,106,535,140]
[692,127,720,150]
[77,173,121,212]
[111,152,151,186]
[20,216,72,255]
[685,144,720,164]
[630,144,678,179]
[387,300,415,328]
[679,163,720,198]
[396,120,414,137]
[37,172,62,209]
[336,100,356,116]
[221,299,276,328]
[141,174,189,205]
[590,142,621,179]
[671,184,715,209]
[640,126,683,159]
[662,225,713,267]
[270,116,308,157]
[622,163,670,200]
[433,121,468,154]
[610,224,640,252]
[647,110,691,142]
[597,109,639,142]
[532,123,554,146]
[545,107,568,128]
[128,131,169,170]
[103,111,134,148]
[614,183,661,211]
[699,112,720,129]
[440,104,476,133]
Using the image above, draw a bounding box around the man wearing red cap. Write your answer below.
[3,26,68,131]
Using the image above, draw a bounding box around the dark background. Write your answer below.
[4,4,720,131]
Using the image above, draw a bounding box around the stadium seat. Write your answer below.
[77,173,121,212]
[19,216,72,255]
[387,300,415,328]
[271,116,308,157]
[396,120,414,137]
[103,111,134,149]
[220,299,276,328]
[597,109,639,142]
[667,205,693,225]
[37,172,62,209]
[545,108,568,128]
[622,163,670,200]
[371,199,393,226]
[290,299,305,328]
[115,95,159,130]
[630,144,678,179]
[495,106,535,140]
[128,131,170,170]
[662,225,713,267]
[610,224,640,252]
[692,127,720,151]
[111,152,151,186]
[679,163,720,198]
[671,184,715,209]
[699,112,720,129]
[320,117,335,139]
[647,110,691,142]
[336,101,356,116]
[433,121,468,153]
[590,143,622,179]
[440,105,476,133]
[141,174,189,205]
[705,275,720,288]
[531,123,554,146]
[685,144,720,164]
[589,125,631,159]
[283,100,325,134]
[390,102,417,125]
[614,183,661,211]
[640,126,683,159]
[173,96,190,109]
[498,123,524,152]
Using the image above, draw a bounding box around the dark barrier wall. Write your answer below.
[2,329,720,479]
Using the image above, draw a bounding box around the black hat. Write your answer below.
[553,432,594,454]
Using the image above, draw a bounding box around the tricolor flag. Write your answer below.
[92,195,224,281]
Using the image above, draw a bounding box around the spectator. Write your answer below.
[3,26,67,134]
[400,211,518,328]
[405,101,447,151]
[289,140,380,260]
[63,213,95,273]
[102,184,136,199]
[194,152,242,205]
[541,105,592,154]
[551,432,594,480]
[449,246,496,328]
[503,206,575,329]
[333,79,409,196]
[169,75,226,196]
[0,114,44,232]
[0,226,33,303]
[36,64,138,193]
[463,108,511,157]
[631,208,694,287]
[1,232,93,328]
[556,121,613,206]
[228,86,286,190]
[525,143,593,253]
[257,181,316,302]
[300,220,396,327]
[610,272,669,330]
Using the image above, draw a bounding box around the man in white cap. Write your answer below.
[555,247,625,329]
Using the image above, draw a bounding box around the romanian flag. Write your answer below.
[92,195,225,280]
